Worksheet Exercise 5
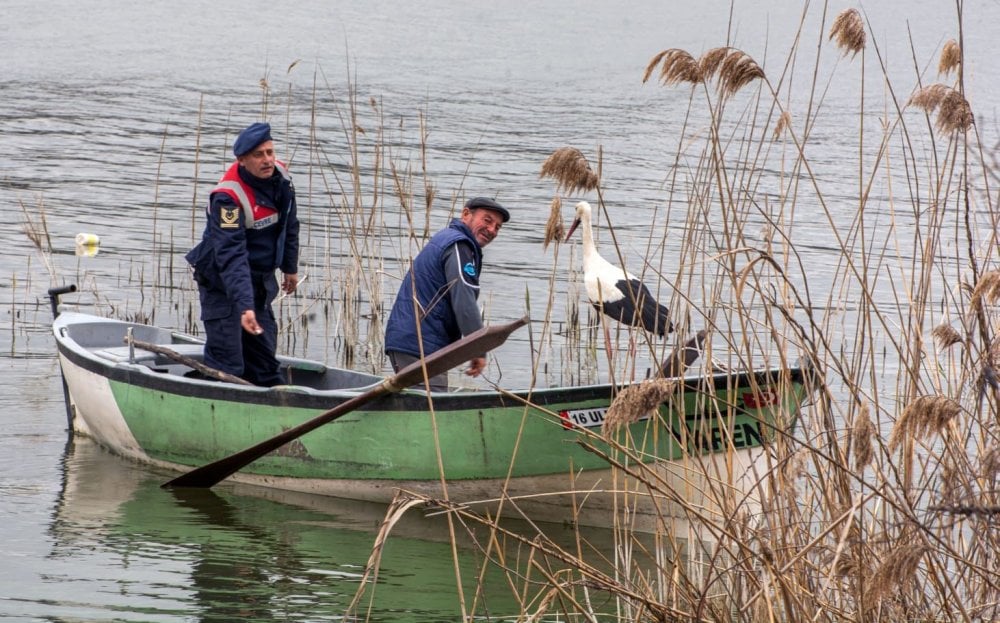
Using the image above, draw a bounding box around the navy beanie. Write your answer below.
[233,122,272,157]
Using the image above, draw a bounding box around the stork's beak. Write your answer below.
[564,218,581,242]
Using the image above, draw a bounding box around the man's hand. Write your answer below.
[282,273,299,294]
[465,356,486,378]
[241,309,263,335]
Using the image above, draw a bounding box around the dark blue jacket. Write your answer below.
[185,162,299,318]
[385,219,483,357]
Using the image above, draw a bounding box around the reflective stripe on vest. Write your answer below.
[210,162,290,228]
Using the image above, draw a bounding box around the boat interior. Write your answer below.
[62,318,385,392]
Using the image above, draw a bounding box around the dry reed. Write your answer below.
[981,446,1000,481]
[644,45,765,98]
[717,48,766,98]
[865,540,927,605]
[931,323,964,348]
[697,46,730,81]
[772,110,792,140]
[601,377,676,434]
[539,146,600,193]
[542,196,564,250]
[939,38,961,75]
[850,402,875,471]
[829,8,866,56]
[354,7,998,619]
[909,83,975,133]
[642,48,702,85]
[969,270,1000,311]
[887,395,961,451]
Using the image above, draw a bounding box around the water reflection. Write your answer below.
[73,243,99,257]
[47,437,634,622]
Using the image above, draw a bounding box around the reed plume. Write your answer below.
[832,551,861,578]
[866,540,927,604]
[909,84,974,133]
[642,50,668,83]
[908,83,950,111]
[718,49,766,98]
[424,180,436,213]
[935,88,975,133]
[939,39,961,76]
[829,8,866,57]
[931,323,964,348]
[642,48,702,85]
[888,395,961,451]
[969,270,1000,311]
[644,46,763,98]
[539,147,600,193]
[851,403,875,471]
[698,46,730,80]
[542,196,564,250]
[772,110,792,140]
[602,378,676,434]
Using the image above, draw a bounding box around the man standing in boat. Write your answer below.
[185,122,300,386]
[384,197,509,391]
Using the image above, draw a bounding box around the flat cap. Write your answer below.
[233,122,272,157]
[464,196,510,223]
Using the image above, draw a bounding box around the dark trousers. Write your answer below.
[387,351,449,392]
[199,273,284,387]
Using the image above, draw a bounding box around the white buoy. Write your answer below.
[75,233,100,246]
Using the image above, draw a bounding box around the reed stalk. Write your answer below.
[352,5,1000,621]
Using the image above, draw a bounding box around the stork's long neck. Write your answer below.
[579,211,600,271]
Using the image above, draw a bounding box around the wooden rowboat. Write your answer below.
[52,306,812,530]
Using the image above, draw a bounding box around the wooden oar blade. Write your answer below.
[659,330,706,378]
[392,316,529,387]
[163,315,528,490]
[162,389,379,488]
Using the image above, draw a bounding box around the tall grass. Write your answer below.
[349,5,998,622]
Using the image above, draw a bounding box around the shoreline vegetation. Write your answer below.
[18,4,1000,621]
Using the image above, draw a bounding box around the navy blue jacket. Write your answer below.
[385,219,484,357]
[185,163,299,317]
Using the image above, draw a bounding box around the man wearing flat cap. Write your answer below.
[185,121,300,386]
[384,196,510,391]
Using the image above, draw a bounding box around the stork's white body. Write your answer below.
[567,201,672,336]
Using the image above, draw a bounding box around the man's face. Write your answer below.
[238,140,276,179]
[461,207,504,247]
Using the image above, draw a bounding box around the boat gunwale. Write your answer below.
[53,312,807,412]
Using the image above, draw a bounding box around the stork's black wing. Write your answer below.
[593,279,673,336]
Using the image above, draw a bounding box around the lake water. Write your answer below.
[2,0,999,620]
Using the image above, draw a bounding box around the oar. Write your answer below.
[163,316,528,489]
[658,330,707,378]
[125,335,255,386]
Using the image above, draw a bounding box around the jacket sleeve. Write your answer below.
[280,184,300,276]
[207,193,255,312]
[443,242,484,338]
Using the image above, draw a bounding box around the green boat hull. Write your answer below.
[55,312,810,528]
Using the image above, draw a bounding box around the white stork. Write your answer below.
[564,201,674,336]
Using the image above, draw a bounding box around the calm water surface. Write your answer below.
[2,1,999,620]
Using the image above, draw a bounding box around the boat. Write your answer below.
[50,292,813,531]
